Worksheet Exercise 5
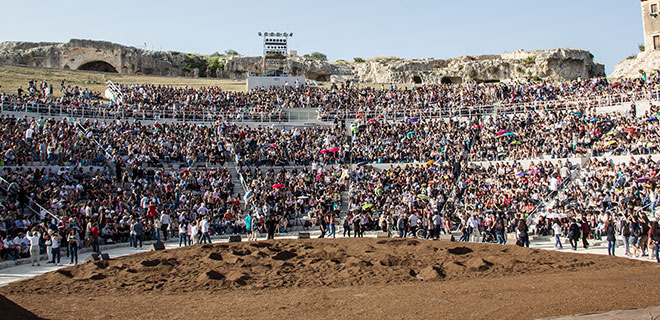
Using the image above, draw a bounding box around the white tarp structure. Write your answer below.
[247,75,306,91]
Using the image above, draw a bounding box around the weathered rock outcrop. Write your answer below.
[611,51,660,79]
[221,56,352,81]
[0,39,604,84]
[0,39,186,76]
[345,49,604,84]
[221,49,604,84]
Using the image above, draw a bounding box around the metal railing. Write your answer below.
[105,80,124,106]
[76,122,116,176]
[2,89,658,124]
[0,176,62,222]
[316,90,660,122]
[0,100,294,123]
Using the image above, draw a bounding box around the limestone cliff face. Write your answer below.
[611,51,660,79]
[346,49,604,84]
[220,56,353,81]
[223,48,604,84]
[0,39,605,84]
[0,39,186,76]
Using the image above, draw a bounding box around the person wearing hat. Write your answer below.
[49,230,62,266]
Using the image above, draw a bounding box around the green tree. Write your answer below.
[224,49,239,56]
[304,52,328,61]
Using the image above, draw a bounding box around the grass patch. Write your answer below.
[0,64,247,96]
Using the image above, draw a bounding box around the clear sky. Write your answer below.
[0,0,643,74]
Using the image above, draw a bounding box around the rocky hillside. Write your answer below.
[0,39,604,84]
[611,51,660,79]
[207,48,605,84]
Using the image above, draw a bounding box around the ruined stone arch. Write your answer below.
[77,60,118,73]
[412,75,423,84]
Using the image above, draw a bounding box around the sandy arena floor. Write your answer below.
[1,238,660,320]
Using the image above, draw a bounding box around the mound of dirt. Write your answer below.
[2,238,660,320]
[1,238,653,295]
[0,294,41,320]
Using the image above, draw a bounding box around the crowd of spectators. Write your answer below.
[349,118,474,163]
[232,122,348,166]
[239,165,348,230]
[2,76,660,123]
[0,161,242,263]
[2,75,660,265]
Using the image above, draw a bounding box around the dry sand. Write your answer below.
[2,238,660,320]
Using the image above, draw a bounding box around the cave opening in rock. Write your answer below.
[305,72,330,82]
[412,75,422,84]
[77,61,118,73]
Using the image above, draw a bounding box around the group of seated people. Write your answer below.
[1,75,659,124]
[238,164,348,227]
[2,74,660,264]
[0,162,242,262]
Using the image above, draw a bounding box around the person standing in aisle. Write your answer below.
[160,211,171,242]
[552,219,563,249]
[266,215,277,240]
[27,229,41,266]
[568,219,581,251]
[50,230,62,266]
[200,217,212,244]
[68,228,79,264]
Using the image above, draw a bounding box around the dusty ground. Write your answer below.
[2,238,660,320]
